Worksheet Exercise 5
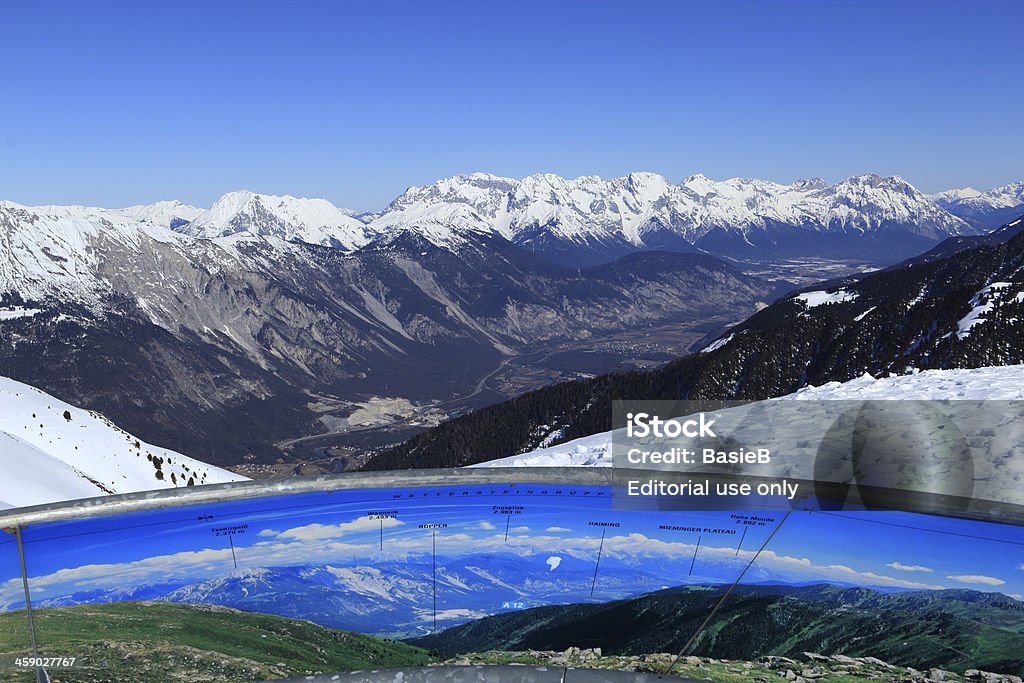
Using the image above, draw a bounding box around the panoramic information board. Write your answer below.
[3,469,1024,680]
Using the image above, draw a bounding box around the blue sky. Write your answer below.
[1,0,1022,210]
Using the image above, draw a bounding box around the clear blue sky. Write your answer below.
[1,0,1021,210]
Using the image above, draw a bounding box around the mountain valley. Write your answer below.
[363,213,1024,470]
[1,172,1019,468]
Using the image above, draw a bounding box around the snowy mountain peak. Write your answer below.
[792,177,827,191]
[847,172,885,185]
[207,189,260,215]
[929,181,1024,229]
[680,173,718,195]
[624,171,671,196]
[373,174,517,245]
[994,181,1024,200]
[388,173,517,208]
[834,173,914,192]
[183,190,374,251]
[117,200,203,229]
[949,182,1024,209]
[930,187,983,205]
[806,174,965,238]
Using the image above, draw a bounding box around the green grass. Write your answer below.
[0,601,434,682]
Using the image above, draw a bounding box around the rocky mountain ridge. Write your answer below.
[2,173,1019,465]
[0,197,773,463]
[369,171,987,264]
[10,170,1019,268]
[931,181,1024,230]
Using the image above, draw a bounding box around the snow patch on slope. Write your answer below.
[957,282,1014,339]
[795,289,858,308]
[0,307,41,320]
[473,365,1024,468]
[471,431,612,469]
[0,376,245,509]
[787,365,1024,400]
[701,333,735,353]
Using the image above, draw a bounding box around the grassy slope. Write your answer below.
[409,585,1024,675]
[0,601,434,683]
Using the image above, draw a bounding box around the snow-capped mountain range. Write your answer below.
[1,171,1021,465]
[6,171,1019,270]
[0,192,774,463]
[0,375,243,509]
[372,171,979,262]
[22,169,997,348]
[929,181,1024,230]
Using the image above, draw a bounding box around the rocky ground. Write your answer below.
[442,648,1024,682]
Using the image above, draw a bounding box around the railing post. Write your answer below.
[10,525,47,683]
